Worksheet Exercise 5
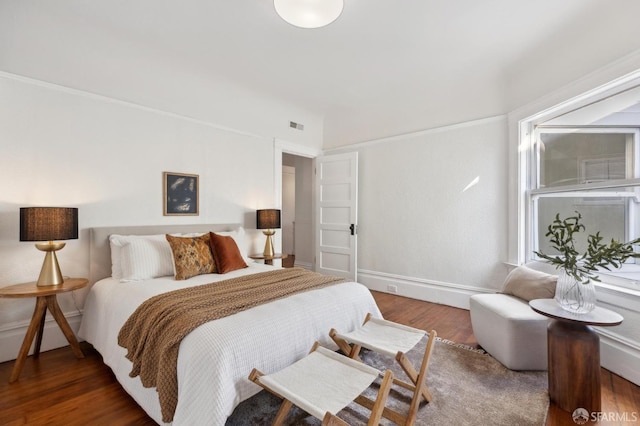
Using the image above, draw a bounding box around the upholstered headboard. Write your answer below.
[89,223,242,284]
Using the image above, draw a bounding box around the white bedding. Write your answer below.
[78,263,381,425]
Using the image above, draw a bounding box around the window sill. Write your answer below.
[594,281,640,314]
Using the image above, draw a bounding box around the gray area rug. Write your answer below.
[226,336,549,425]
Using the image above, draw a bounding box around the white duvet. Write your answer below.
[78,264,381,425]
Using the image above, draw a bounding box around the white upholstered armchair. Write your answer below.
[469,265,557,371]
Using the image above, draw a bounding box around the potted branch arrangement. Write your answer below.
[535,212,640,314]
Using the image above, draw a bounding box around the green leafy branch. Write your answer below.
[534,212,640,283]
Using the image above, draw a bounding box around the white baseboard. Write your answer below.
[598,328,640,386]
[358,269,492,310]
[294,261,313,270]
[0,311,83,363]
[359,268,640,386]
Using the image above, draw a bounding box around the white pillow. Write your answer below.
[501,265,557,301]
[120,238,175,281]
[109,234,131,279]
[109,234,173,281]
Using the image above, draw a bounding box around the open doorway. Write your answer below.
[282,153,314,269]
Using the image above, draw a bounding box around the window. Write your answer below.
[528,127,640,290]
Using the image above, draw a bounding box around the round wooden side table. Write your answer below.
[0,278,88,383]
[529,298,623,414]
[249,253,288,266]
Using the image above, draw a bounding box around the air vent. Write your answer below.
[289,121,304,131]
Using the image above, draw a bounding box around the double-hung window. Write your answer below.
[528,127,640,290]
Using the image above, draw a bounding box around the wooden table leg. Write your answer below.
[9,297,48,383]
[45,295,84,359]
[33,304,47,358]
[547,320,601,413]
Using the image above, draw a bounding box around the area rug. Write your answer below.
[226,336,549,425]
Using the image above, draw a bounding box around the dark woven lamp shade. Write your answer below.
[20,207,79,242]
[256,209,281,230]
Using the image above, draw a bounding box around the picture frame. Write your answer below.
[163,172,199,216]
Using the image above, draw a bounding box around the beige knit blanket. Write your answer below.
[117,267,346,423]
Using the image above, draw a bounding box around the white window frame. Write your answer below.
[511,69,640,310]
[526,124,640,291]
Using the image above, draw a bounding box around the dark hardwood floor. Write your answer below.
[0,291,638,425]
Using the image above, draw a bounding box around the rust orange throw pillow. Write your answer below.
[209,232,248,274]
[166,234,217,280]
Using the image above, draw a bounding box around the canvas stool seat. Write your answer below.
[249,342,394,426]
[330,314,437,426]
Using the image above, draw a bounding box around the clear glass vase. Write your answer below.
[554,269,596,314]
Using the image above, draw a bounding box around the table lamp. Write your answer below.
[20,207,79,286]
[256,209,281,257]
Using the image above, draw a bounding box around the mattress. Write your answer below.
[78,263,381,425]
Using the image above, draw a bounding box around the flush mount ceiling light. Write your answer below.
[274,0,344,29]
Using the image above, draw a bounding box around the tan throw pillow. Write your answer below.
[501,265,557,301]
[209,232,248,274]
[166,234,216,280]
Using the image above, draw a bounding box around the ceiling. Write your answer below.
[2,0,640,145]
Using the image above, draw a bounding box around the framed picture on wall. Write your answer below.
[163,172,199,216]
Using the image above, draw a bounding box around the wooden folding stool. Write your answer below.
[249,341,395,426]
[330,313,437,426]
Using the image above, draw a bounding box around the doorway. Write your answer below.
[282,153,314,269]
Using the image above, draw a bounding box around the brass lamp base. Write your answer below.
[35,242,66,286]
[262,230,275,257]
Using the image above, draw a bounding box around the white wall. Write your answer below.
[327,116,509,308]
[0,73,317,362]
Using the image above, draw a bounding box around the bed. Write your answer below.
[78,224,381,425]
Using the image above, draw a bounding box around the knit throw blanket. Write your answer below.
[117,267,346,423]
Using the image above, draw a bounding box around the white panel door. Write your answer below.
[316,152,358,280]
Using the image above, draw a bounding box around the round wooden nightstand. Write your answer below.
[248,253,288,266]
[0,278,88,383]
[529,298,623,413]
